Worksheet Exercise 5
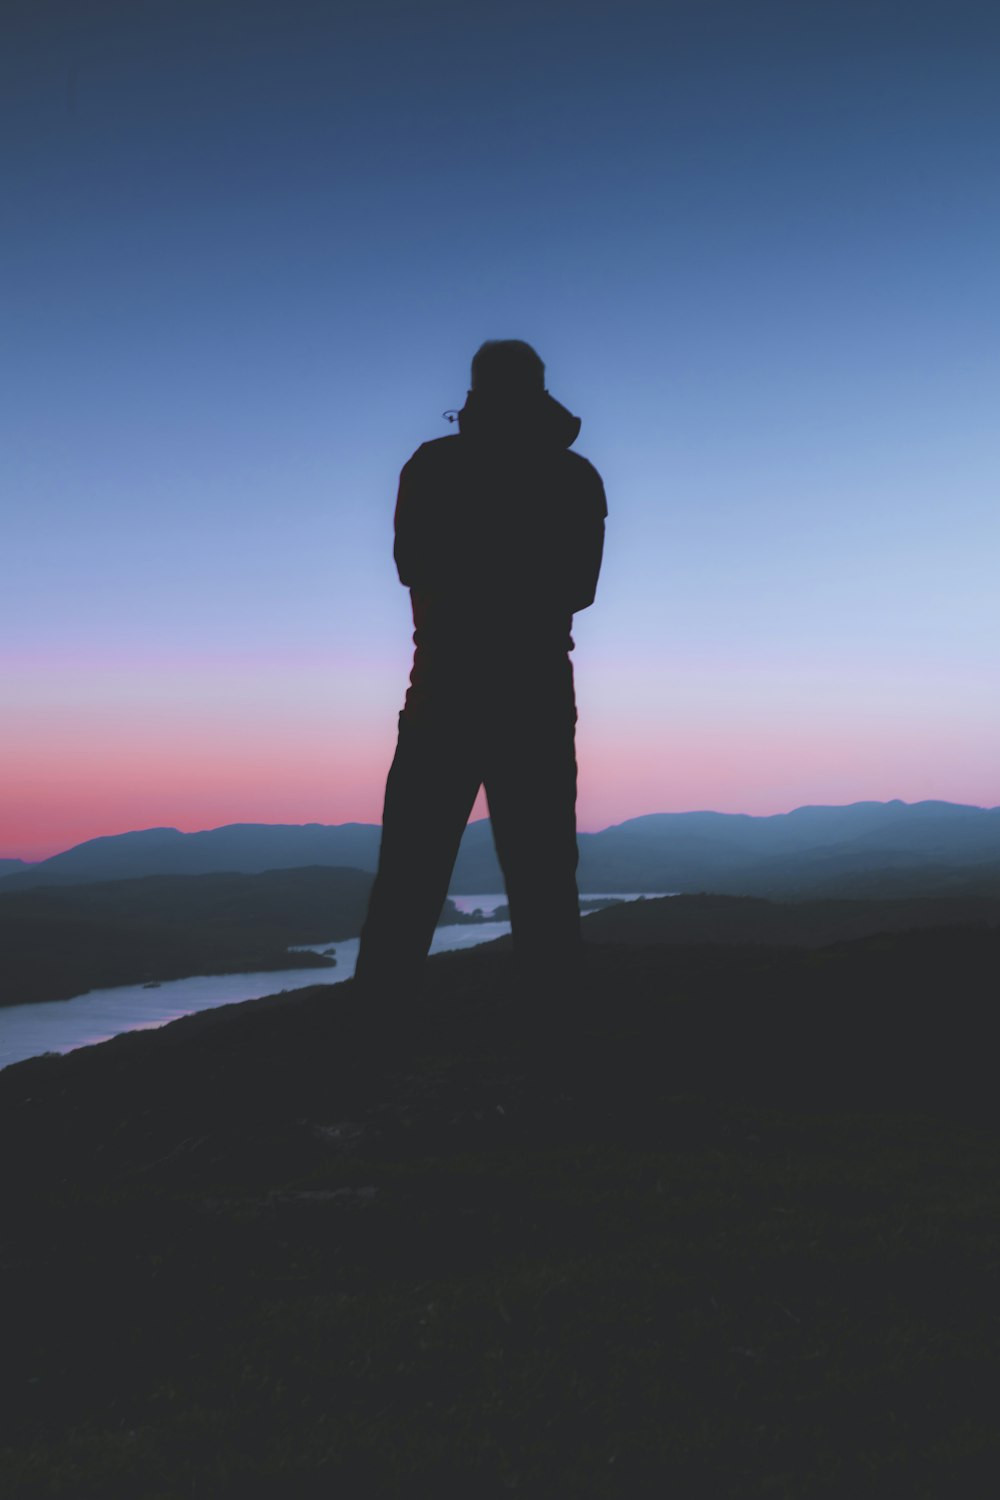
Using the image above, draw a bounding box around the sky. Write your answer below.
[3,0,999,859]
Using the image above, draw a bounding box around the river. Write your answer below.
[0,894,665,1070]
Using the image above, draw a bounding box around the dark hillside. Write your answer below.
[582,891,1000,946]
[2,930,999,1496]
[0,866,485,1008]
[0,867,374,1006]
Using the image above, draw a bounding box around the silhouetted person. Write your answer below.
[355,340,607,995]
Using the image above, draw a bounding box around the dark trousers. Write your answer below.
[356,659,581,991]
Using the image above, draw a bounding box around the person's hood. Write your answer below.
[457,388,582,449]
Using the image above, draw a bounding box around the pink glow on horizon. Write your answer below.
[3,714,997,861]
[575,717,1000,825]
[4,647,998,860]
[2,735,398,860]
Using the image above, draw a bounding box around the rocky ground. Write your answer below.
[2,930,999,1497]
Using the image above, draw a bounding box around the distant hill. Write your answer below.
[0,824,384,889]
[582,891,1000,948]
[0,866,367,1007]
[0,866,485,1007]
[0,860,29,879]
[0,865,492,1008]
[572,801,1000,897]
[3,800,999,898]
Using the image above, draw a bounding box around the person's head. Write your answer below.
[470,340,545,399]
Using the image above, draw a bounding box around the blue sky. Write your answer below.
[3,0,999,855]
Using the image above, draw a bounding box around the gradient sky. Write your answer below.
[3,0,999,859]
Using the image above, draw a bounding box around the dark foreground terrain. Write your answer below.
[2,929,999,1497]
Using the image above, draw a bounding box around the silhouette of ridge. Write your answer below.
[4,800,999,894]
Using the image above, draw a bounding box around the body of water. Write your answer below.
[448,893,662,916]
[0,894,668,1070]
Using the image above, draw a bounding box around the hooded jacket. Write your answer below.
[393,389,607,702]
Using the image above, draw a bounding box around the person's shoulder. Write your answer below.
[402,435,461,471]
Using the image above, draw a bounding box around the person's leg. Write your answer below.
[355,710,482,995]
[483,663,581,979]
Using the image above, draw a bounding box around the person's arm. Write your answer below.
[392,447,429,588]
[567,461,608,613]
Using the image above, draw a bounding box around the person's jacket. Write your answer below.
[393,389,607,687]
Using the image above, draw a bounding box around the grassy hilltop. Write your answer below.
[2,923,1000,1497]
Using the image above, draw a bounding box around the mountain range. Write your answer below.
[3,800,1000,898]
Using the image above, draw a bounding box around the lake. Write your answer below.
[0,894,667,1070]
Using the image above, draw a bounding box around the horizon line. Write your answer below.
[4,796,998,866]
